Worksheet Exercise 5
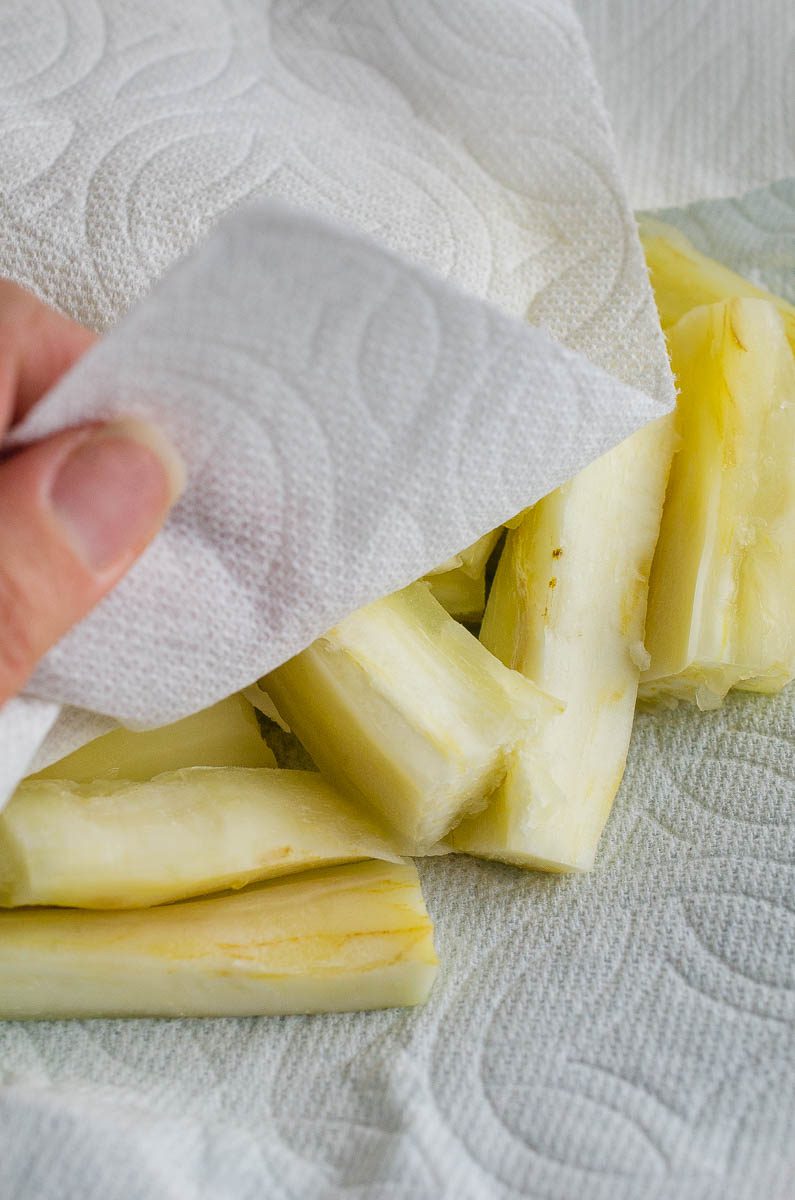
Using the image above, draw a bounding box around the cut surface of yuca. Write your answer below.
[0,860,437,1019]
[30,693,275,782]
[265,582,556,854]
[641,298,795,708]
[0,768,399,909]
[451,417,676,871]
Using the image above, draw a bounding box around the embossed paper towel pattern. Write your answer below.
[0,0,673,784]
[0,0,671,397]
[577,0,795,209]
[7,201,668,730]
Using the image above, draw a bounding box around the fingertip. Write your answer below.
[48,421,184,574]
[101,418,186,507]
[0,420,184,701]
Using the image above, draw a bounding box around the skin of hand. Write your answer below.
[0,279,184,705]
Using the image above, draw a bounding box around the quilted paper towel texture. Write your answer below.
[0,0,676,789]
[577,0,795,209]
[5,200,668,731]
[0,0,672,394]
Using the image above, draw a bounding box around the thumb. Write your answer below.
[0,420,184,704]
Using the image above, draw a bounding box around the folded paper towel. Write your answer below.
[0,198,671,795]
[0,0,676,794]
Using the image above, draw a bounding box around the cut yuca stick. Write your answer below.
[426,529,502,580]
[31,694,274,782]
[425,529,503,622]
[641,299,795,708]
[0,768,399,908]
[451,418,676,871]
[243,683,290,731]
[425,566,486,623]
[639,217,795,347]
[0,860,437,1019]
[265,582,556,853]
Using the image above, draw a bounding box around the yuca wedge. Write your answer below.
[0,860,437,1019]
[426,529,503,580]
[641,298,795,707]
[265,582,555,854]
[0,768,399,909]
[31,693,274,782]
[451,418,676,871]
[425,566,487,623]
[425,529,503,623]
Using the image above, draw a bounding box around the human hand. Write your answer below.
[0,280,183,705]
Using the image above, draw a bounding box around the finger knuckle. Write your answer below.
[0,565,37,696]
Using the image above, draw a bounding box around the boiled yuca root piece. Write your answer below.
[639,217,795,347]
[425,566,486,623]
[641,299,795,708]
[425,529,503,623]
[451,418,676,871]
[31,693,275,782]
[0,768,399,909]
[265,582,556,854]
[426,529,503,580]
[0,860,437,1019]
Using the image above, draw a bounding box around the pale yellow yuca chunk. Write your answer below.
[265,582,555,854]
[0,768,399,909]
[451,418,676,871]
[0,860,437,1019]
[425,529,502,580]
[31,693,275,782]
[639,216,795,348]
[641,299,795,708]
[425,565,486,623]
[425,529,502,622]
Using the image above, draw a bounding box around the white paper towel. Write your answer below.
[0,0,676,790]
[7,200,670,727]
[0,3,793,1199]
[576,0,795,210]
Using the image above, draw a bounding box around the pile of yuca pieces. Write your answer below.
[1,224,793,1020]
